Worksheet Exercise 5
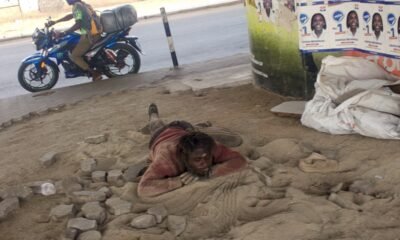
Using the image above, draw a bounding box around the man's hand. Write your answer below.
[179,172,199,185]
[46,20,56,28]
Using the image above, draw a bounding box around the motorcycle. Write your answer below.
[18,18,143,92]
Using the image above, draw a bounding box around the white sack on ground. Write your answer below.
[301,56,400,139]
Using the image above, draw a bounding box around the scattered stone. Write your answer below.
[147,205,168,224]
[84,134,108,144]
[167,215,186,236]
[130,214,157,229]
[70,191,106,204]
[98,187,112,198]
[81,202,106,224]
[0,197,20,220]
[33,213,50,223]
[91,171,106,183]
[10,117,23,124]
[330,182,344,193]
[64,228,78,240]
[39,151,58,167]
[49,204,75,221]
[123,161,149,182]
[258,138,308,164]
[56,178,83,194]
[77,230,102,240]
[67,217,97,231]
[105,197,132,215]
[246,148,261,160]
[349,179,376,195]
[107,169,124,186]
[251,157,273,171]
[81,159,97,174]
[88,182,109,190]
[0,185,33,200]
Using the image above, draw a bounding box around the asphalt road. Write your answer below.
[0,4,249,99]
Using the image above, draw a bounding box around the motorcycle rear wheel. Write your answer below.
[103,43,141,78]
[18,61,59,92]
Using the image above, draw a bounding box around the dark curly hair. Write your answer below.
[176,131,216,169]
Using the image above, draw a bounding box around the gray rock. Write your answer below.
[123,161,149,182]
[0,198,20,220]
[56,177,83,194]
[0,185,33,200]
[81,159,97,174]
[85,134,108,144]
[105,197,132,215]
[91,171,106,183]
[349,179,376,195]
[98,187,112,198]
[167,215,186,236]
[64,228,78,239]
[70,191,106,204]
[147,205,168,223]
[39,151,58,167]
[81,202,106,224]
[258,138,308,164]
[130,214,157,229]
[49,204,75,221]
[33,213,50,223]
[77,230,102,240]
[107,169,124,186]
[67,217,97,231]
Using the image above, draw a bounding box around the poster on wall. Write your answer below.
[384,1,400,58]
[359,0,386,53]
[298,1,331,51]
[328,0,361,50]
[255,0,279,22]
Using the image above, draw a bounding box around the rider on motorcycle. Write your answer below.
[47,0,103,81]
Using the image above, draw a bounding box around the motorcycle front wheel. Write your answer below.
[18,61,59,92]
[103,43,141,78]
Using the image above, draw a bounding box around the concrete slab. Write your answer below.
[270,101,307,118]
[0,53,250,125]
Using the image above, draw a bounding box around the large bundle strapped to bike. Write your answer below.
[100,5,138,33]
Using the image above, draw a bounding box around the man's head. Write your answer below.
[346,10,359,35]
[65,0,80,5]
[372,13,383,37]
[177,132,216,177]
[311,13,326,37]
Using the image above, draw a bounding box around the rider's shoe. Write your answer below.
[89,69,102,81]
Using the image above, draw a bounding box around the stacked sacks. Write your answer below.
[100,5,138,33]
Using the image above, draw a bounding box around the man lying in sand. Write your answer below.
[137,103,247,197]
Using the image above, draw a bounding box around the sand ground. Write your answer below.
[1,83,400,239]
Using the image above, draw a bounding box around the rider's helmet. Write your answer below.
[65,0,79,5]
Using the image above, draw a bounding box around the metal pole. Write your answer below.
[160,7,179,68]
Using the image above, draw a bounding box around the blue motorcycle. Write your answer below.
[18,18,142,92]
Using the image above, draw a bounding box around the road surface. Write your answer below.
[0,4,249,99]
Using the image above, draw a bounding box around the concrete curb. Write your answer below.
[0,0,241,43]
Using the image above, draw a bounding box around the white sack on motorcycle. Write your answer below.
[100,5,138,33]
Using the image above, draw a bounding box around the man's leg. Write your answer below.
[148,103,165,136]
[70,34,101,81]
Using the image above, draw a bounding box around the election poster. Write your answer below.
[298,1,331,51]
[328,0,361,50]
